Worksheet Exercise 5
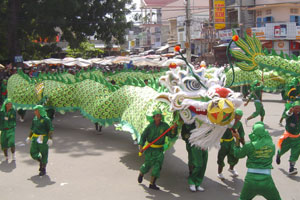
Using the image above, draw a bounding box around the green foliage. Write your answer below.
[1,0,134,61]
[66,41,104,58]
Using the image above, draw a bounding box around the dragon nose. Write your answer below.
[215,87,231,98]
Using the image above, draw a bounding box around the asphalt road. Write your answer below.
[0,93,299,200]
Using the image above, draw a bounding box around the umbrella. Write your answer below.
[133,59,159,67]
[112,56,131,64]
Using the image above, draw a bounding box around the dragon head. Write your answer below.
[157,64,243,149]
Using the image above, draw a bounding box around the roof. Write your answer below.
[248,2,300,10]
[143,0,178,7]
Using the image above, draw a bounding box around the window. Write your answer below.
[266,9,272,15]
[263,16,274,25]
[257,10,262,16]
[291,8,299,14]
[290,15,300,26]
[257,17,262,27]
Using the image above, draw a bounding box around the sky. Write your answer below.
[127,0,141,22]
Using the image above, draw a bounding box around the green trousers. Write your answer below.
[251,101,265,118]
[140,147,164,178]
[217,141,238,167]
[1,128,15,149]
[30,136,49,164]
[239,172,281,200]
[278,137,300,162]
[186,143,208,186]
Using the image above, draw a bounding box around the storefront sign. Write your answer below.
[296,26,300,40]
[251,27,266,40]
[266,23,296,40]
[214,0,225,30]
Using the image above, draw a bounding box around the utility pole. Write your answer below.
[185,0,191,62]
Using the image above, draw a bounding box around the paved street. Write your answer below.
[0,93,299,200]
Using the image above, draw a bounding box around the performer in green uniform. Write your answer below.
[137,110,177,190]
[232,122,281,200]
[217,109,245,180]
[26,105,53,176]
[244,80,265,125]
[1,79,7,105]
[279,78,300,125]
[0,98,16,161]
[181,122,207,192]
[276,100,300,175]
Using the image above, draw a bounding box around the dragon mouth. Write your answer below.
[188,106,207,115]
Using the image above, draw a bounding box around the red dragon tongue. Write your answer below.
[188,106,207,115]
[215,87,230,98]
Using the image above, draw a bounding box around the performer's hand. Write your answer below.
[26,137,31,144]
[173,123,178,128]
[138,145,142,151]
[232,132,240,139]
[47,139,53,146]
[244,102,248,106]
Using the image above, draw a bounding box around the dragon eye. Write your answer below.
[184,79,201,91]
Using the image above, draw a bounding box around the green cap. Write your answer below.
[33,105,47,117]
[146,109,164,122]
[235,109,243,116]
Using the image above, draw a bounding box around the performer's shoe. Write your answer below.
[11,154,16,161]
[217,173,225,180]
[189,185,196,192]
[228,169,239,177]
[289,167,298,175]
[98,126,102,132]
[138,174,143,183]
[196,186,205,192]
[20,117,24,123]
[276,154,281,165]
[149,184,160,190]
[39,168,46,176]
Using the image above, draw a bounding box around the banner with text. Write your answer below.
[214,0,225,30]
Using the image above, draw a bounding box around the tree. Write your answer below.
[66,41,104,58]
[0,0,134,62]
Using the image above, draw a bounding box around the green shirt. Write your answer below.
[30,116,53,135]
[249,86,264,101]
[285,112,300,135]
[181,123,196,143]
[139,121,175,146]
[1,109,16,130]
[234,142,275,169]
[222,120,245,140]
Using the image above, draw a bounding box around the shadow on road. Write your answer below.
[28,175,56,188]
[279,168,300,182]
[17,111,243,198]
[0,160,16,173]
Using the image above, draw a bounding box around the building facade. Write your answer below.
[250,0,300,56]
